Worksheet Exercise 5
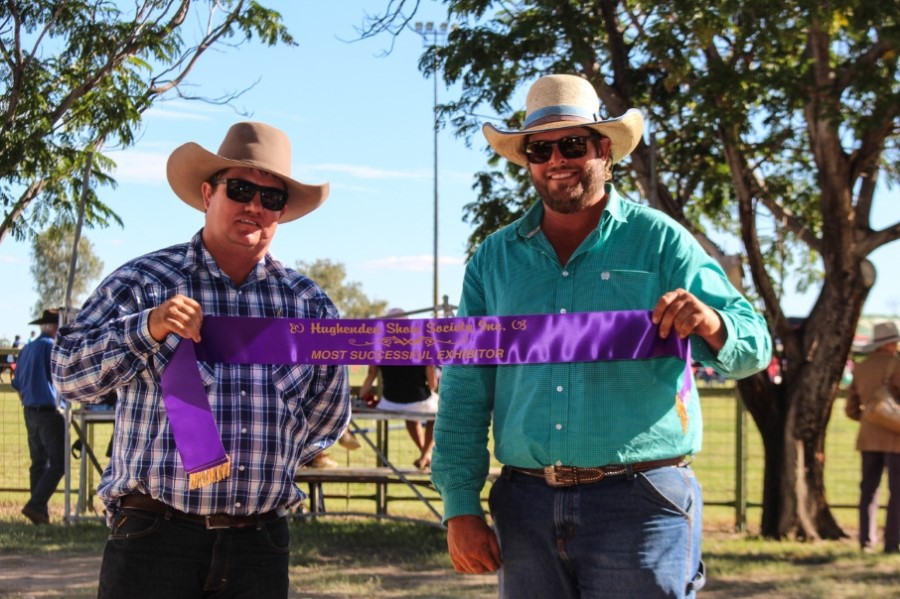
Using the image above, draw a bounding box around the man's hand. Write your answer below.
[653,288,726,353]
[148,294,203,343]
[446,515,502,574]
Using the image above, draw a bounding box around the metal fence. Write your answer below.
[0,383,875,531]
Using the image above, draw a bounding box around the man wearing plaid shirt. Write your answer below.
[52,122,349,598]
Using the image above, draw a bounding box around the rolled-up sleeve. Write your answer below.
[52,277,164,405]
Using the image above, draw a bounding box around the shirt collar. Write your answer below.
[182,230,278,286]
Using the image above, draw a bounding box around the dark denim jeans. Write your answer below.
[98,508,290,598]
[490,465,705,599]
[859,451,900,552]
[23,407,66,516]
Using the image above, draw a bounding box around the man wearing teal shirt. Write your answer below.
[432,74,771,598]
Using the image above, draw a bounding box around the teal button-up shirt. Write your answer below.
[432,186,771,520]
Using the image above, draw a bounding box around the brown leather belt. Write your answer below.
[505,456,687,488]
[119,494,285,530]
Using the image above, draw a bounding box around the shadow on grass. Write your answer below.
[291,518,450,567]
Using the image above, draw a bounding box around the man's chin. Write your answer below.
[229,231,266,249]
[543,191,586,214]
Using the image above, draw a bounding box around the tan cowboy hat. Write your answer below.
[29,308,60,325]
[861,321,900,352]
[483,74,645,167]
[166,121,329,223]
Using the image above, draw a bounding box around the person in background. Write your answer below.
[432,74,771,598]
[1,336,19,383]
[51,122,349,598]
[360,308,440,470]
[307,429,361,469]
[845,320,900,554]
[12,309,62,525]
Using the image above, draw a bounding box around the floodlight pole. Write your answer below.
[414,21,448,317]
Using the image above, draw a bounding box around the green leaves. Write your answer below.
[29,223,104,314]
[295,259,389,319]
[0,0,295,244]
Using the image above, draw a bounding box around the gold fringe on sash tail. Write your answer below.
[675,396,689,433]
[188,456,232,490]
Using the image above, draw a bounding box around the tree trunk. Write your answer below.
[741,287,863,539]
[739,373,785,536]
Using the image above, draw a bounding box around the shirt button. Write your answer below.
[238,465,246,472]
[555,423,562,430]
[560,308,567,314]
[562,270,569,277]
[240,390,247,397]
[556,460,563,466]
[241,427,248,434]
[557,386,563,392]
[235,502,241,508]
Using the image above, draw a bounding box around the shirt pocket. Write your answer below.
[270,364,312,411]
[197,361,218,391]
[595,269,661,310]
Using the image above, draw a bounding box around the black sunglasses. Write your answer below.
[210,178,289,212]
[524,135,597,164]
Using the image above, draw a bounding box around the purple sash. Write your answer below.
[161,310,692,488]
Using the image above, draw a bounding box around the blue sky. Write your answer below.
[1,1,898,342]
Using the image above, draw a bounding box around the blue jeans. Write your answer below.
[489,465,705,599]
[98,508,290,598]
[23,407,66,516]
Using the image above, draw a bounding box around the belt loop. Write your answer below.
[625,464,635,480]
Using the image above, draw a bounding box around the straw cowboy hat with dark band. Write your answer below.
[483,74,645,167]
[167,121,329,224]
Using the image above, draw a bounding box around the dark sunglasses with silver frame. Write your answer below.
[209,178,289,212]
[524,134,600,164]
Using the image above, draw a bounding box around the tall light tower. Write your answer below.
[414,21,448,317]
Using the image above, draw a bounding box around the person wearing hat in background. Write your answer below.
[432,74,771,598]
[12,308,62,525]
[359,307,440,470]
[845,321,900,554]
[51,122,350,598]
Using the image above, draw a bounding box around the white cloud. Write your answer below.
[362,255,464,272]
[105,150,170,183]
[143,99,229,121]
[309,163,430,180]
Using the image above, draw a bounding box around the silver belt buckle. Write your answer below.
[543,466,570,487]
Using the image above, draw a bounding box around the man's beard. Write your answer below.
[531,161,606,214]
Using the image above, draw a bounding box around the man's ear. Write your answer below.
[201,181,214,211]
[597,136,612,160]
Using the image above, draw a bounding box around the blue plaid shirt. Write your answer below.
[52,231,350,516]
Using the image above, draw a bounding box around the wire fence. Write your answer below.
[0,383,878,532]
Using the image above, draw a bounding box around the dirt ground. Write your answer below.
[0,525,891,599]
[0,552,779,599]
[0,553,499,599]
